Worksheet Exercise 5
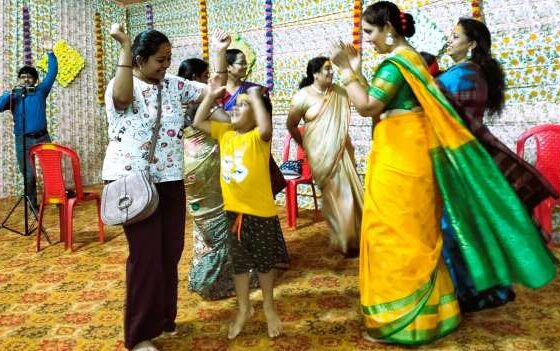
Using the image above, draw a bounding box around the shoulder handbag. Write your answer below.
[101,85,163,226]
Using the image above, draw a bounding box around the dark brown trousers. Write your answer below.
[123,180,186,349]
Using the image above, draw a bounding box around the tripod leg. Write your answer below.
[1,195,24,227]
[0,195,31,236]
[29,200,51,245]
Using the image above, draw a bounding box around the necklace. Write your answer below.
[310,84,328,96]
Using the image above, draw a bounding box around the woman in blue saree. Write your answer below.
[437,18,558,312]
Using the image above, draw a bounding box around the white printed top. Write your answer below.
[102,74,204,182]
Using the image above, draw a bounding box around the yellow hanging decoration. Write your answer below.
[37,40,85,88]
[95,12,105,104]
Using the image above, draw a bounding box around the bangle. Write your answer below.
[215,70,227,74]
[342,74,358,87]
[207,104,222,118]
[117,64,133,68]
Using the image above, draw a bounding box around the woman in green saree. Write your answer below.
[331,1,556,345]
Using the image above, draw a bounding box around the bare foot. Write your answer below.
[227,305,255,339]
[362,331,389,344]
[263,305,283,338]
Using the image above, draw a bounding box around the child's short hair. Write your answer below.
[237,93,273,115]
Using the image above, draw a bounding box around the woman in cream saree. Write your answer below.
[287,57,364,257]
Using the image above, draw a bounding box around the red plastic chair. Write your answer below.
[516,124,560,242]
[29,143,105,251]
[282,126,319,229]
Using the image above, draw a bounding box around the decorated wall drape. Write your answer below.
[1,0,558,204]
[0,0,125,198]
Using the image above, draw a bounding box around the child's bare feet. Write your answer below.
[263,305,282,338]
[227,305,255,339]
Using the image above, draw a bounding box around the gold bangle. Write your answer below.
[215,70,227,74]
[342,74,359,87]
[116,64,133,68]
[207,104,222,118]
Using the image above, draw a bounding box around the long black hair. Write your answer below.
[177,58,208,81]
[363,1,416,38]
[298,56,329,89]
[131,29,170,67]
[458,18,505,115]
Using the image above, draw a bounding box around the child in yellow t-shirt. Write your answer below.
[194,79,289,340]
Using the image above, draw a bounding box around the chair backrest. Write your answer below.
[282,126,312,178]
[29,143,85,203]
[516,124,560,193]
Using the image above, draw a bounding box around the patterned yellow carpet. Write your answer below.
[0,195,559,351]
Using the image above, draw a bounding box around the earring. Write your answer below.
[385,32,394,46]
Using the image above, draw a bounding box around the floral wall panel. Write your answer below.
[483,0,560,149]
[125,0,560,209]
[2,0,559,203]
[127,1,202,77]
[0,0,125,198]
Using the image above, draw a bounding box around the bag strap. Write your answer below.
[145,84,163,173]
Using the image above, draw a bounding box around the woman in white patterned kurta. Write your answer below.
[103,25,205,351]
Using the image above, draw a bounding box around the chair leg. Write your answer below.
[285,183,297,229]
[96,198,105,243]
[310,183,320,221]
[58,205,66,246]
[36,202,46,252]
[534,202,553,243]
[66,202,75,251]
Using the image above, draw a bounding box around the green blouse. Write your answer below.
[368,61,419,111]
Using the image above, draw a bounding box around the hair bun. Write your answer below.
[403,13,416,38]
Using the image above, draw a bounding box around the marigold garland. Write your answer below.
[265,0,273,91]
[23,6,32,65]
[352,0,362,52]
[95,12,105,104]
[37,40,85,88]
[199,0,209,60]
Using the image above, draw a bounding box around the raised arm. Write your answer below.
[331,42,386,118]
[211,29,231,86]
[193,76,226,134]
[37,51,58,93]
[109,23,134,110]
[247,87,272,142]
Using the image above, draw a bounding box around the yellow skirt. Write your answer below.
[359,112,461,345]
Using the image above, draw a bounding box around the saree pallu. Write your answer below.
[302,86,363,255]
[360,112,461,344]
[437,63,558,211]
[388,49,556,292]
[184,127,235,299]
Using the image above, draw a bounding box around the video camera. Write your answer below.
[12,86,36,96]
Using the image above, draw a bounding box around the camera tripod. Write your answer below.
[0,89,50,243]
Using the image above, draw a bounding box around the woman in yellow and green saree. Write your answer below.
[331,1,556,345]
